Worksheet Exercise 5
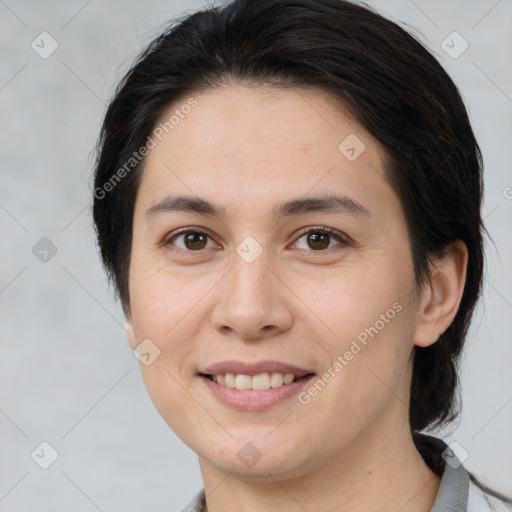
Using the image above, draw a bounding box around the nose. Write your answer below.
[210,251,293,341]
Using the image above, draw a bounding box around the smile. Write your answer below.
[198,361,316,410]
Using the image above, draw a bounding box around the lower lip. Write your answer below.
[199,374,316,410]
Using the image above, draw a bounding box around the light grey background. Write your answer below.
[0,0,511,510]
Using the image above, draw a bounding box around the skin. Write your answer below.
[125,84,468,511]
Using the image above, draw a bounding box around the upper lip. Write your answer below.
[201,360,314,378]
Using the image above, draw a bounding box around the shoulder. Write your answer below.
[468,479,512,512]
[413,433,512,512]
[178,488,206,512]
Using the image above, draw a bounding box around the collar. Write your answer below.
[180,435,470,512]
[427,436,469,511]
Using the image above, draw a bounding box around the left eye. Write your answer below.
[292,227,346,251]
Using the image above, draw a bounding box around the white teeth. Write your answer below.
[270,372,284,387]
[224,373,236,388]
[283,373,294,384]
[235,374,252,390]
[252,373,270,390]
[211,372,297,390]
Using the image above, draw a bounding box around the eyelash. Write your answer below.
[164,226,349,254]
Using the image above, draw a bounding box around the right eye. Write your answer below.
[165,229,218,251]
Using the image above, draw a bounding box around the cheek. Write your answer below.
[303,255,417,403]
[304,259,411,346]
[139,363,211,451]
[128,265,207,399]
[129,261,214,336]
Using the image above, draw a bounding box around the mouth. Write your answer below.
[197,360,316,409]
[197,362,316,410]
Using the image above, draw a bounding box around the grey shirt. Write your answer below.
[179,436,512,512]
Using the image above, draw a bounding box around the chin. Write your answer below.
[192,431,316,480]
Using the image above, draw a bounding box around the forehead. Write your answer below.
[151,84,370,156]
[135,85,397,223]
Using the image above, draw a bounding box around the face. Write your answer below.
[127,85,422,479]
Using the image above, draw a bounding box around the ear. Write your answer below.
[125,318,138,349]
[413,240,468,348]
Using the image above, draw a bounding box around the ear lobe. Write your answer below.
[413,240,468,348]
[125,320,138,349]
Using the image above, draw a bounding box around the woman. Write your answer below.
[92,0,512,510]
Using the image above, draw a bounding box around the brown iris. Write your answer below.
[307,231,330,250]
[184,232,208,250]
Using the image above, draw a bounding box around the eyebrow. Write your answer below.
[145,193,371,223]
